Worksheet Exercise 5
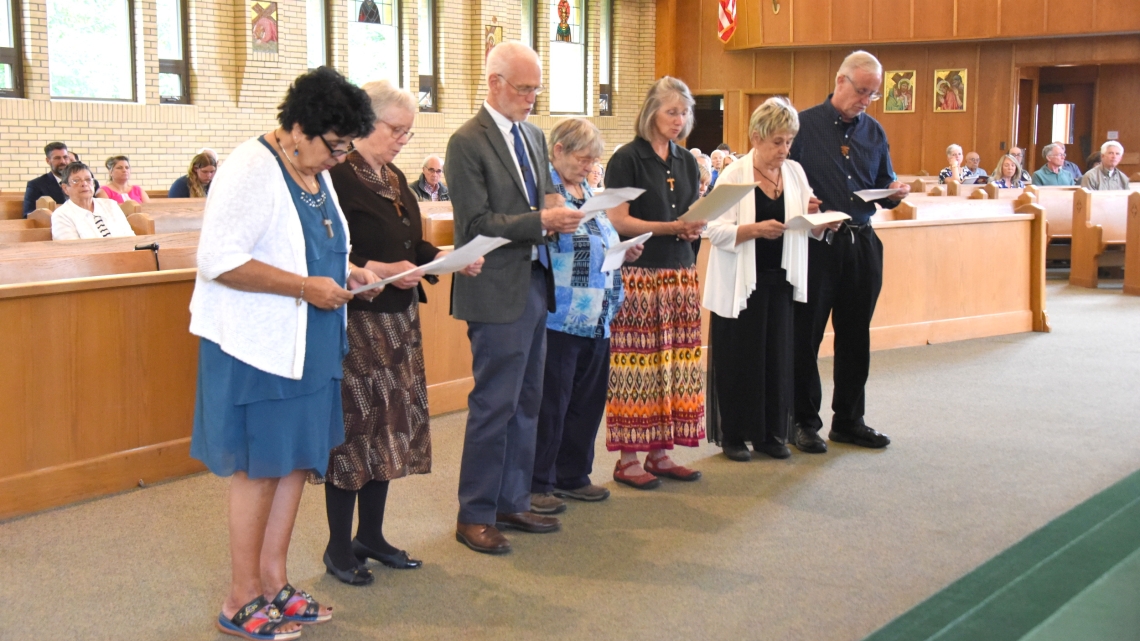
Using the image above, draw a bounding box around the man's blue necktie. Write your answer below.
[511,123,548,268]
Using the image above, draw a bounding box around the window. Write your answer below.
[549,0,585,114]
[158,0,189,103]
[520,0,536,49]
[416,0,436,110]
[348,0,400,86]
[0,0,22,97]
[47,0,135,100]
[598,0,612,115]
[307,0,328,69]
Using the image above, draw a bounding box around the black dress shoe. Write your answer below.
[829,423,890,448]
[754,441,791,459]
[722,444,751,462]
[794,425,828,454]
[323,550,374,586]
[352,538,422,569]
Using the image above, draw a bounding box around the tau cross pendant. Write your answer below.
[666,177,675,191]
[840,145,850,158]
[323,219,334,238]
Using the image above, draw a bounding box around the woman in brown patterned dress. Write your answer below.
[317,80,483,585]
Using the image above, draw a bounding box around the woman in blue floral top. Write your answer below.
[991,154,1028,188]
[529,118,645,515]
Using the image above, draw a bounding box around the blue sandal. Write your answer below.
[272,583,332,625]
[216,596,302,641]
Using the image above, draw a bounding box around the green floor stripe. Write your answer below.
[1019,546,1140,641]
[864,468,1140,641]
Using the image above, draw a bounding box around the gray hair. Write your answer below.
[486,41,540,81]
[749,96,799,142]
[1101,140,1124,154]
[60,161,92,186]
[836,50,883,81]
[548,117,604,160]
[992,154,1023,179]
[1042,143,1065,159]
[361,79,417,119]
[636,76,695,141]
[945,144,962,157]
[422,154,443,168]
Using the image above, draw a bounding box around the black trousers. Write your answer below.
[793,224,883,431]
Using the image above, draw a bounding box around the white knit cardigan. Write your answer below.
[703,151,816,318]
[189,137,352,380]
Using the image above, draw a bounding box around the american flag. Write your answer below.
[717,0,737,43]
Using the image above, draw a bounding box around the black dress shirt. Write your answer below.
[789,96,899,225]
[754,189,786,273]
[604,136,701,269]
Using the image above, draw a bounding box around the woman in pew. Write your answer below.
[938,144,975,184]
[704,97,834,462]
[95,155,151,204]
[189,67,381,639]
[51,161,136,240]
[169,152,219,198]
[992,154,1029,189]
[316,79,483,584]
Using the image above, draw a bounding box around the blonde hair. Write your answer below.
[748,96,799,142]
[636,76,695,141]
[186,152,218,198]
[361,79,418,119]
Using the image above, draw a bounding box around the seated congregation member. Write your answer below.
[705,98,836,462]
[1086,151,1101,171]
[530,118,643,515]
[318,79,483,584]
[991,154,1028,188]
[1007,147,1033,183]
[964,151,982,176]
[1081,141,1130,190]
[698,162,712,196]
[23,142,99,216]
[605,76,707,490]
[168,152,218,198]
[938,144,975,184]
[189,67,380,638]
[410,154,449,201]
[95,156,150,204]
[1033,143,1077,186]
[587,162,604,190]
[51,162,135,240]
[1052,141,1085,183]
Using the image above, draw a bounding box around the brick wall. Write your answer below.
[0,0,656,193]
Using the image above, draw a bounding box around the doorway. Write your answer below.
[687,94,724,153]
[1030,66,1097,173]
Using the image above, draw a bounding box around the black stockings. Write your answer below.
[324,480,397,569]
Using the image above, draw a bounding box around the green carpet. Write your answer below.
[865,468,1140,641]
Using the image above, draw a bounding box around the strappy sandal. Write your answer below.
[271,583,332,625]
[216,596,302,641]
[644,454,702,481]
[613,459,661,490]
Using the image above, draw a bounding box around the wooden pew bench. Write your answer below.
[1069,189,1137,288]
[419,201,454,247]
[0,246,197,285]
[876,195,1018,222]
[1016,186,1079,245]
[119,199,206,234]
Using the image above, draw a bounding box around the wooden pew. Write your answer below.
[0,231,200,258]
[0,228,52,243]
[0,246,197,285]
[119,200,205,233]
[0,220,35,231]
[0,198,25,220]
[35,196,58,211]
[1016,186,1079,245]
[1070,189,1135,288]
[887,195,1017,221]
[1126,194,1140,296]
[419,201,454,247]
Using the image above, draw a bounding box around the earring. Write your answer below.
[293,136,300,156]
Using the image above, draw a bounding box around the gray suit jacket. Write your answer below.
[445,106,556,323]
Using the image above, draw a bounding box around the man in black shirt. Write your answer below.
[788,50,910,453]
[22,142,72,216]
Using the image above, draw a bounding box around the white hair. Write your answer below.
[361,79,417,118]
[946,144,962,156]
[422,154,443,168]
[1101,140,1124,154]
[837,50,882,81]
[486,41,539,81]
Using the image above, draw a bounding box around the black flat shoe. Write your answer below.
[323,550,375,586]
[352,538,423,570]
[829,423,890,449]
[793,424,828,454]
[722,444,751,462]
[755,441,791,459]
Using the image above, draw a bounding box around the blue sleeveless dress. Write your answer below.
[190,137,349,479]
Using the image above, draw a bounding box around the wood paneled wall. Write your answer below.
[662,0,1140,175]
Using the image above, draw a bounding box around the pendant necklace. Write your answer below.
[275,131,333,238]
[755,165,783,198]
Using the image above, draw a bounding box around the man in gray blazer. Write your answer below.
[445,42,584,554]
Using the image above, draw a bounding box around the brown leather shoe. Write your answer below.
[455,522,511,554]
[495,511,561,533]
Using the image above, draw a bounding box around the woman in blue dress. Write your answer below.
[189,67,380,641]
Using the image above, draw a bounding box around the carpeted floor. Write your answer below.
[1,282,1137,641]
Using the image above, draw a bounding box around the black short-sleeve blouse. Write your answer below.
[604,137,701,269]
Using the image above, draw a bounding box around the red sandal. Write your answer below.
[613,459,662,490]
[644,454,702,482]
[271,583,332,625]
[216,596,302,641]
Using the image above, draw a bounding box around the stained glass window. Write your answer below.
[47,0,134,100]
[307,0,328,69]
[348,0,400,86]
[549,0,584,114]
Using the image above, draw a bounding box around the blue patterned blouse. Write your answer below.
[546,166,625,339]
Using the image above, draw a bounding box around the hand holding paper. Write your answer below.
[784,212,851,231]
[854,188,903,202]
[423,235,512,275]
[678,182,759,223]
[577,187,645,224]
[601,232,652,272]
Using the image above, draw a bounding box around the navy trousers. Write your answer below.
[457,268,548,524]
[531,330,610,494]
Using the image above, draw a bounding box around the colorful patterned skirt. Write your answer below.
[606,265,705,451]
[312,302,432,490]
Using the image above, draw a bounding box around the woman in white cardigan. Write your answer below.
[703,97,840,462]
[189,68,381,640]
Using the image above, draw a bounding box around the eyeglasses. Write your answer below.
[380,120,415,142]
[317,135,355,158]
[844,75,882,101]
[423,167,443,174]
[571,153,600,168]
[497,74,545,96]
[67,177,94,186]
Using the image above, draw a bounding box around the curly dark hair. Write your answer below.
[278,67,376,139]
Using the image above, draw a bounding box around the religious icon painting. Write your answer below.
[484,25,502,62]
[933,68,967,113]
[883,70,915,113]
[250,1,279,53]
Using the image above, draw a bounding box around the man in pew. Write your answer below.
[1081,141,1129,191]
[789,50,909,453]
[1033,144,1077,186]
[411,154,450,201]
[1007,147,1033,184]
[22,142,100,216]
[965,151,982,176]
[51,162,135,240]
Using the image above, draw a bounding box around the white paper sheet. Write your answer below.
[349,259,440,295]
[678,183,759,223]
[784,212,851,231]
[422,234,512,275]
[854,188,902,202]
[578,187,645,218]
[601,232,652,272]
